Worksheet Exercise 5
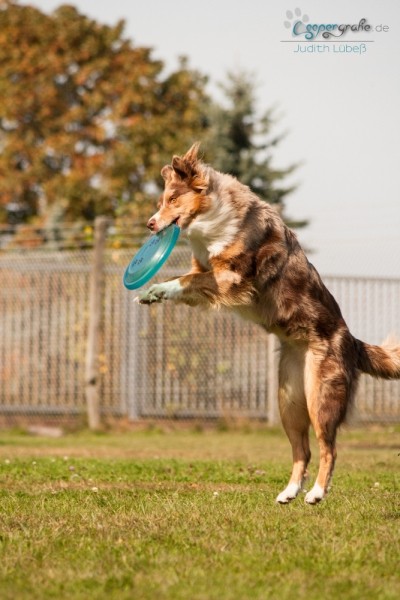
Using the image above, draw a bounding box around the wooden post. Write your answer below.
[267,335,279,426]
[85,216,109,430]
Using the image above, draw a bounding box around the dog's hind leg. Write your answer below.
[304,428,336,505]
[276,344,311,504]
[304,394,339,505]
[304,351,351,504]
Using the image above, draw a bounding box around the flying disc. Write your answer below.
[123,224,180,290]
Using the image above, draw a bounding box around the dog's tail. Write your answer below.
[356,336,400,379]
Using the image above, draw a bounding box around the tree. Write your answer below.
[0,1,208,224]
[203,70,306,228]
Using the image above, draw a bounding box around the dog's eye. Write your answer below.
[168,196,177,204]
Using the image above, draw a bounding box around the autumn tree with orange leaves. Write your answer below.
[0,1,208,224]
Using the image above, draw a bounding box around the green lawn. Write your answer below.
[0,427,399,600]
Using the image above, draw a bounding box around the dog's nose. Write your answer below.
[147,218,156,231]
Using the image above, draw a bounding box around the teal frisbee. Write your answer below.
[123,224,180,290]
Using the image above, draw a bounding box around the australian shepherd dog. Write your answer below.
[138,143,400,504]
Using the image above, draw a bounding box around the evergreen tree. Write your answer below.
[204,70,306,228]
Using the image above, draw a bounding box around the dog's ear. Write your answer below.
[183,142,201,163]
[171,142,201,181]
[161,165,173,181]
[171,155,193,180]
[171,157,207,193]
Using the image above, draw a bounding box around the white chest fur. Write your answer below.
[188,236,211,269]
[186,193,239,269]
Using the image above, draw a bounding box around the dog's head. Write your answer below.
[147,143,210,233]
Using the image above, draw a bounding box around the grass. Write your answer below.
[0,426,399,599]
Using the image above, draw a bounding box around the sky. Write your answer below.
[30,0,400,278]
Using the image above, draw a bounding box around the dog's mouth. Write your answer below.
[151,217,181,234]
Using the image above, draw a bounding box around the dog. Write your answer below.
[138,143,400,504]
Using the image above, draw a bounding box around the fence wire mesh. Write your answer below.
[1,240,400,426]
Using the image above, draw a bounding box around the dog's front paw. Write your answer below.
[137,285,165,304]
[137,280,182,305]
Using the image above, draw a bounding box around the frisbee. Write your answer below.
[123,224,180,290]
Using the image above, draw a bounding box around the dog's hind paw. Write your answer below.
[276,482,301,504]
[304,483,325,505]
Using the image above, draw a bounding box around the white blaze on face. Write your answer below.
[148,210,170,233]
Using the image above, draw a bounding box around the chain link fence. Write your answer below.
[1,229,400,427]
